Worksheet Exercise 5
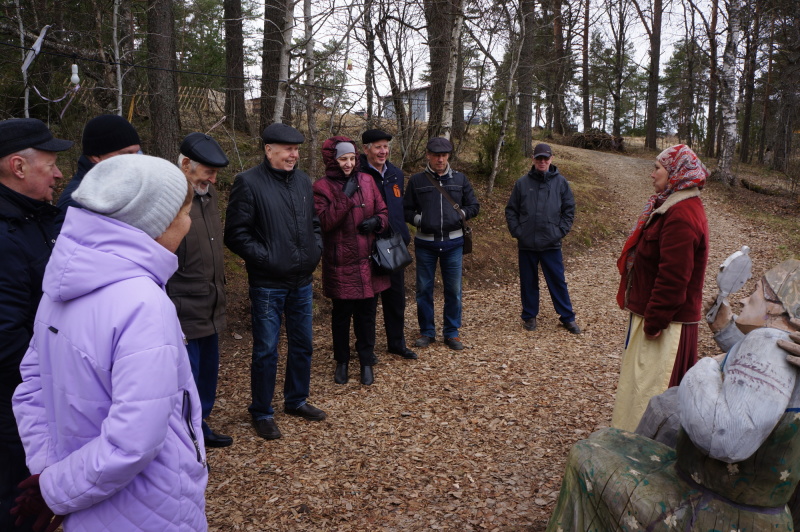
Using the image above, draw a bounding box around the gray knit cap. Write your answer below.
[335,142,356,159]
[72,154,189,238]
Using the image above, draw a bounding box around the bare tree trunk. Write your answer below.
[225,0,251,134]
[551,0,567,135]
[303,0,319,178]
[113,0,124,115]
[645,0,662,148]
[16,0,28,118]
[487,55,521,195]
[146,0,181,161]
[757,16,774,164]
[363,0,376,128]
[704,0,718,157]
[516,0,536,156]
[375,17,411,155]
[582,0,591,131]
[714,0,740,186]
[261,0,287,130]
[424,0,455,138]
[440,0,464,140]
[452,36,465,140]
[271,0,294,125]
[739,0,759,163]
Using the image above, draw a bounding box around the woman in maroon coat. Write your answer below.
[313,137,390,386]
[611,144,709,431]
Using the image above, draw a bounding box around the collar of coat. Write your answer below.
[645,188,701,227]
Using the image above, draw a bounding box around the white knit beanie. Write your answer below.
[72,154,189,238]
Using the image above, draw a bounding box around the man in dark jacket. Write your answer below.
[224,123,325,441]
[359,129,416,360]
[505,143,581,334]
[56,114,140,225]
[403,137,480,351]
[0,118,72,531]
[168,133,232,448]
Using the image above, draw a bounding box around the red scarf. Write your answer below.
[616,145,709,308]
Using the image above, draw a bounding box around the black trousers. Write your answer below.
[332,297,379,366]
[379,269,408,351]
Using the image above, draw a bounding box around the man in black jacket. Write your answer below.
[359,129,416,360]
[56,114,140,225]
[168,133,232,449]
[403,137,480,351]
[0,118,72,531]
[505,143,581,334]
[224,123,325,441]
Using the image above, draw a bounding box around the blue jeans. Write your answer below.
[186,334,220,437]
[248,284,313,420]
[518,248,575,323]
[415,243,463,339]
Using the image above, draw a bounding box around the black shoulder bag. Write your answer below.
[372,225,413,274]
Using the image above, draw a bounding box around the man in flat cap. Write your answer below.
[225,123,325,441]
[360,129,416,360]
[403,137,480,351]
[166,133,232,449]
[0,118,72,530]
[505,143,580,335]
[56,114,141,223]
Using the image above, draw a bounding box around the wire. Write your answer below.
[0,40,349,92]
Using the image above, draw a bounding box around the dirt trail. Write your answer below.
[206,146,781,531]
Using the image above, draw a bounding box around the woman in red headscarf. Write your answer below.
[611,144,709,431]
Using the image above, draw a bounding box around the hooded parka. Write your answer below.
[313,137,390,300]
[13,208,208,531]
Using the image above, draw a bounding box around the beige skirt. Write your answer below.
[610,313,682,432]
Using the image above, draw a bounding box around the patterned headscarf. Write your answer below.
[616,145,709,303]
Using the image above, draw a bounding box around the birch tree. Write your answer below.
[713,0,740,185]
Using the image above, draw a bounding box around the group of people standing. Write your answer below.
[0,113,589,531]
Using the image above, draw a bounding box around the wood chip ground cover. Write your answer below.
[207,145,798,531]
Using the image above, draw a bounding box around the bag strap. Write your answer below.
[424,171,469,229]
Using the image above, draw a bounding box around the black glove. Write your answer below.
[342,177,359,198]
[357,216,380,235]
[11,474,65,532]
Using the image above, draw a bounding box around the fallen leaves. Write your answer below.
[204,146,798,531]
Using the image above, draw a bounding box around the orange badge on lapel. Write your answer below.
[393,184,401,198]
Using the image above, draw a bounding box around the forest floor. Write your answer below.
[204,144,799,531]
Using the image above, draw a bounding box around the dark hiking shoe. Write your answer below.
[444,337,464,350]
[414,336,435,348]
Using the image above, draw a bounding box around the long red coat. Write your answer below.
[314,161,390,300]
[620,189,709,336]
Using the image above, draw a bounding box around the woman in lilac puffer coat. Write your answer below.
[313,136,389,387]
[13,155,208,531]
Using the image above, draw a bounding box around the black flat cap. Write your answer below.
[262,123,305,145]
[362,129,392,144]
[0,118,73,159]
[180,133,229,168]
[426,137,453,153]
[533,143,552,158]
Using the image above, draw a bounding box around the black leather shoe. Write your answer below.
[284,403,327,421]
[388,347,418,360]
[204,429,233,448]
[523,317,537,331]
[334,362,349,384]
[414,336,434,348]
[360,365,374,386]
[253,418,281,440]
[444,337,464,350]
[562,321,582,334]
